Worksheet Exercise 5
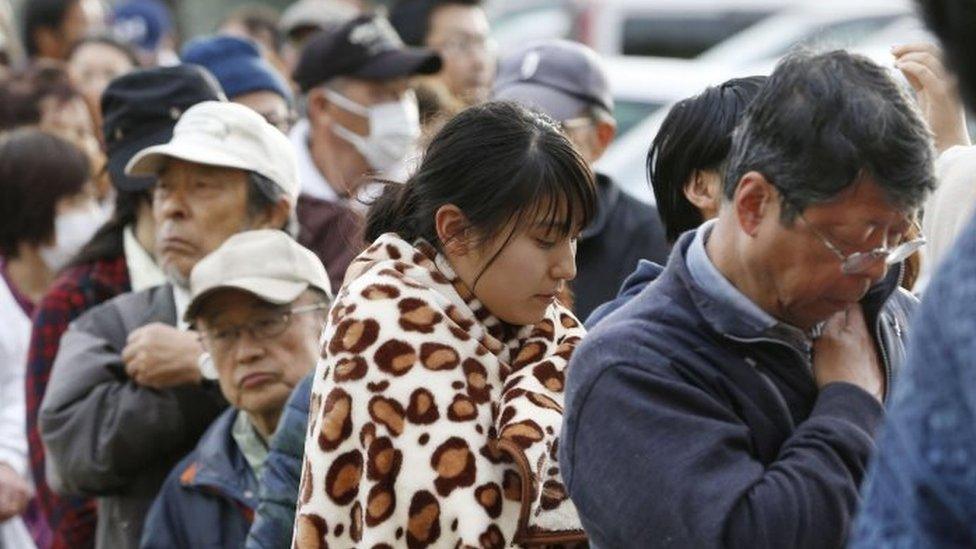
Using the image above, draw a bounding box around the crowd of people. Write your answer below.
[0,0,975,547]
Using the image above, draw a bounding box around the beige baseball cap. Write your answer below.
[125,100,300,205]
[184,229,332,322]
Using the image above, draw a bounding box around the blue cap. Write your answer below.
[181,35,292,103]
[112,0,172,52]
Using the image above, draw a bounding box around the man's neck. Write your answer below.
[705,215,780,320]
[248,409,280,440]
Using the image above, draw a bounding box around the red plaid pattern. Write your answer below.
[25,255,130,549]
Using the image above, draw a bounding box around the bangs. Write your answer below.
[512,144,598,239]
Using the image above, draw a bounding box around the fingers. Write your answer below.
[895,51,947,82]
[896,60,944,95]
[891,42,942,62]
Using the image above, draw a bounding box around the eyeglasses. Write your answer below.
[797,213,926,275]
[198,302,328,353]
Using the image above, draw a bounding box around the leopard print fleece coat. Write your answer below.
[293,233,587,548]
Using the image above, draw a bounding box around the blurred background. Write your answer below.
[4,0,937,201]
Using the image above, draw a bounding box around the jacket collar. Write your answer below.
[179,408,258,509]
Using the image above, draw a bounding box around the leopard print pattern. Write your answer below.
[294,233,586,547]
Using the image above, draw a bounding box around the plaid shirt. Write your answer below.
[25,255,130,549]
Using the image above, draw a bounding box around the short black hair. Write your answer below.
[0,128,91,257]
[389,0,483,47]
[725,50,936,221]
[915,0,976,112]
[648,75,766,242]
[23,0,78,57]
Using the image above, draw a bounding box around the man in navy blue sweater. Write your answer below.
[560,50,936,548]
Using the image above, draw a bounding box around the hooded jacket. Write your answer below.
[560,230,916,548]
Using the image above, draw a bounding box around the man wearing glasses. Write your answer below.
[141,230,331,549]
[561,50,936,549]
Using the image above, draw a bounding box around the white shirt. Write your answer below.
[0,274,37,548]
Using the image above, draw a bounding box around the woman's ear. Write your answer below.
[683,169,721,219]
[434,204,472,256]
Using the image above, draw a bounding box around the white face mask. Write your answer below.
[39,206,106,272]
[323,88,421,172]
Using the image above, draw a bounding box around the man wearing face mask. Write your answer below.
[493,40,670,319]
[291,13,441,210]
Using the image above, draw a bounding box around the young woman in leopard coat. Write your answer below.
[293,101,597,548]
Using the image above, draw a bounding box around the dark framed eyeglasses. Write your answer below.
[198,302,328,353]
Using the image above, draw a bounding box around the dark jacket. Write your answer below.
[573,174,669,320]
[26,255,130,549]
[560,231,916,548]
[297,194,364,290]
[245,374,312,549]
[851,215,976,547]
[38,285,226,549]
[585,259,664,328]
[142,409,258,549]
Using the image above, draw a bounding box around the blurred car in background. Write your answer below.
[698,0,914,67]
[488,0,791,57]
[576,0,790,57]
[597,0,926,204]
[604,55,735,137]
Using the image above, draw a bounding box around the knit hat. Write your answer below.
[112,0,172,53]
[181,34,292,103]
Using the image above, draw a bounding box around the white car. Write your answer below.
[601,2,927,204]
[603,55,736,137]
[698,0,914,68]
[488,0,791,58]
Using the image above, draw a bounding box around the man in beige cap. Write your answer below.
[39,100,300,549]
[140,230,330,549]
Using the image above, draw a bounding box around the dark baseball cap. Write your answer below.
[101,64,226,192]
[493,39,613,122]
[293,13,442,93]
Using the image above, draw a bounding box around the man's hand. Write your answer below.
[894,43,971,153]
[123,323,203,390]
[812,305,885,403]
[0,463,32,521]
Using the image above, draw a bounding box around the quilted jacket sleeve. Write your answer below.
[38,292,223,496]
